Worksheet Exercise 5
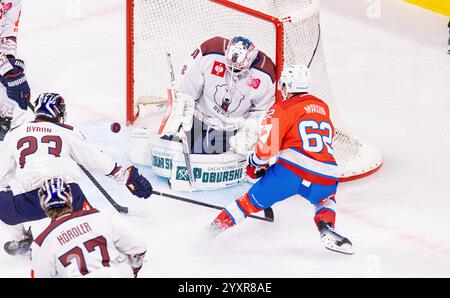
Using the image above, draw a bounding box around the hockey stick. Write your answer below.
[152,190,274,223]
[166,51,196,190]
[78,164,129,214]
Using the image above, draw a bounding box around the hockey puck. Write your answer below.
[111,122,121,133]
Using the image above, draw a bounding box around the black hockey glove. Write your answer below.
[0,57,31,111]
[125,166,152,199]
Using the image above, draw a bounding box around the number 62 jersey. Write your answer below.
[0,121,118,195]
[255,93,339,185]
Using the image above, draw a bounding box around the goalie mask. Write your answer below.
[278,64,311,99]
[34,92,67,123]
[38,178,73,212]
[225,36,258,79]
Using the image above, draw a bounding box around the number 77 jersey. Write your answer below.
[255,93,339,185]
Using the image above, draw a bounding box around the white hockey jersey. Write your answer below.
[0,0,21,39]
[0,0,29,127]
[0,120,117,195]
[31,208,147,278]
[175,36,276,132]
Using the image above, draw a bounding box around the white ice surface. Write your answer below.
[0,0,449,277]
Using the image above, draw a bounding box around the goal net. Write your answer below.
[126,0,383,181]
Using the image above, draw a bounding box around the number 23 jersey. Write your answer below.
[0,121,117,195]
[255,94,339,185]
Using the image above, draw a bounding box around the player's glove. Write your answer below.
[0,55,31,111]
[246,153,269,179]
[125,166,153,199]
[110,165,153,199]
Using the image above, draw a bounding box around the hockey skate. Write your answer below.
[204,222,223,238]
[4,227,33,256]
[0,116,12,141]
[317,221,354,255]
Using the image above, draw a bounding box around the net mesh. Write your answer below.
[131,0,374,174]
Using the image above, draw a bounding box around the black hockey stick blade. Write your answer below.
[263,207,275,223]
[152,190,274,223]
[78,165,129,214]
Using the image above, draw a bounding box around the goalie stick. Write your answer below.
[78,165,274,222]
[152,190,275,223]
[166,51,196,190]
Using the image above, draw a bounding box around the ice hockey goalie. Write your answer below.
[131,36,276,191]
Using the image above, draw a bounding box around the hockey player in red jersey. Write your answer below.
[207,65,354,255]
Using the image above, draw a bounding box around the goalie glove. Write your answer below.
[158,92,195,137]
[110,165,152,199]
[129,251,146,278]
[246,153,269,180]
[230,116,261,156]
[0,54,31,111]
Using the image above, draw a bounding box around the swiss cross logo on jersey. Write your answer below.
[211,61,226,77]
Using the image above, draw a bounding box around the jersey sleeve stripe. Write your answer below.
[279,148,339,179]
[200,36,229,56]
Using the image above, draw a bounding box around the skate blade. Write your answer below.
[324,244,354,255]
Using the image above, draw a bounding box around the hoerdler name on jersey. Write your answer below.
[56,222,92,246]
[304,104,326,116]
[26,126,52,133]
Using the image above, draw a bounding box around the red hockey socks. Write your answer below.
[314,196,336,227]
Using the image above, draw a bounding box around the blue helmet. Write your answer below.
[34,93,66,123]
[38,178,73,212]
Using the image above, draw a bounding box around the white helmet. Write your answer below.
[225,36,258,79]
[277,64,311,98]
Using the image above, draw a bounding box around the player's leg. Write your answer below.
[302,183,353,255]
[0,116,11,141]
[0,190,34,255]
[0,97,14,141]
[207,163,301,235]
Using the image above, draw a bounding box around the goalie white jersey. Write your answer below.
[175,36,276,131]
[31,209,147,278]
[0,121,117,195]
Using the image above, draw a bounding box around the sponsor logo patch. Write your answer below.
[247,78,261,89]
[211,61,226,77]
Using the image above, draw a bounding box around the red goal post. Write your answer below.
[126,0,287,124]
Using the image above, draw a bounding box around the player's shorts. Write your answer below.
[0,183,88,225]
[248,163,338,209]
